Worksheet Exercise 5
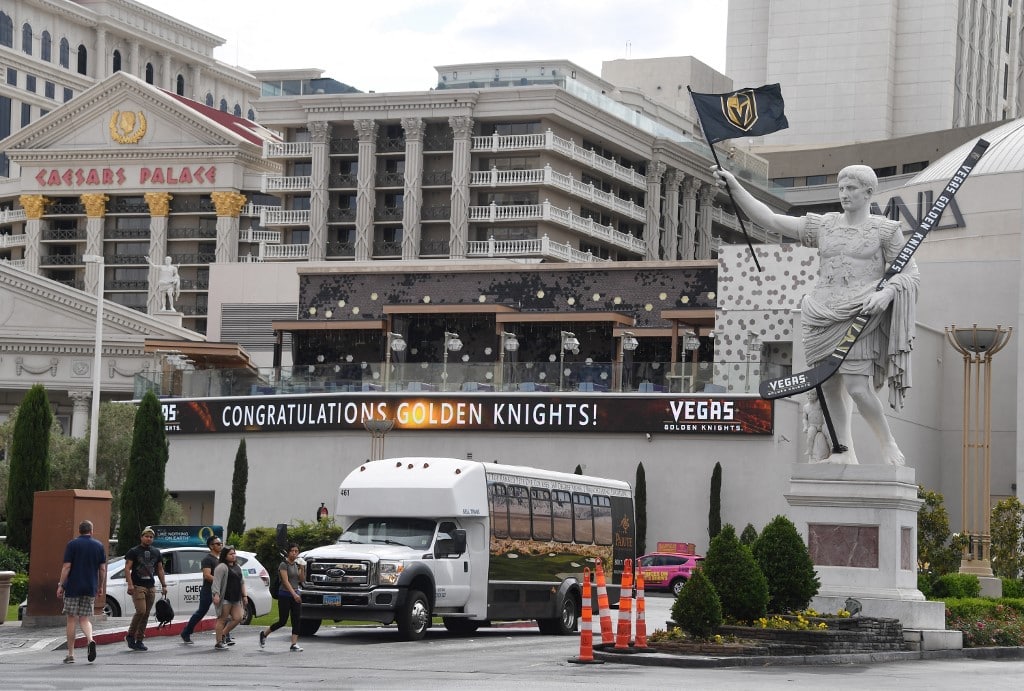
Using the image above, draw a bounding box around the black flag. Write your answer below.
[690,84,789,143]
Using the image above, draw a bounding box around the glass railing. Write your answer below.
[137,360,784,398]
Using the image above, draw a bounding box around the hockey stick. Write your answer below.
[759,137,990,401]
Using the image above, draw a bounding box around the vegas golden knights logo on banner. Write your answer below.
[723,89,757,131]
[109,111,148,144]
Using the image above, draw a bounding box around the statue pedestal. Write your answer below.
[153,310,183,328]
[785,464,956,647]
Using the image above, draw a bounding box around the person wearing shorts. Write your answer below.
[57,520,106,664]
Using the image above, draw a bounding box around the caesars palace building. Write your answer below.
[0,56,1022,551]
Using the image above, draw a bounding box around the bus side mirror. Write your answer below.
[435,529,467,557]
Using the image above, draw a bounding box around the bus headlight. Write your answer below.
[378,560,404,585]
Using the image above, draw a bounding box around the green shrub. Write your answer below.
[236,519,343,591]
[739,523,758,546]
[1001,578,1024,599]
[945,597,1024,647]
[0,544,29,573]
[671,567,722,639]
[702,524,768,622]
[932,573,981,599]
[9,573,28,603]
[752,515,820,613]
[918,572,934,598]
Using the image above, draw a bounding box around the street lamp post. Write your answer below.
[442,331,463,391]
[383,332,407,391]
[618,331,639,391]
[82,253,104,489]
[559,330,579,391]
[945,324,1013,578]
[497,331,519,391]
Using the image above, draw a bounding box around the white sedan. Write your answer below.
[103,547,272,624]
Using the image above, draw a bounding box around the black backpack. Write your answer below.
[155,597,174,628]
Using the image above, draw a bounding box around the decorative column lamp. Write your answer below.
[559,331,580,391]
[945,324,1012,577]
[364,418,395,461]
[618,331,639,391]
[383,332,407,391]
[498,331,519,391]
[442,331,463,391]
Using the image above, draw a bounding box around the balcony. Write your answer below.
[471,129,647,189]
[328,172,358,188]
[375,171,404,187]
[468,200,645,255]
[264,140,312,158]
[241,203,280,217]
[470,165,645,221]
[1,233,28,248]
[708,206,789,244]
[330,138,358,154]
[261,243,309,261]
[42,228,87,241]
[466,234,608,263]
[261,209,310,226]
[0,209,27,225]
[0,257,26,268]
[238,228,282,244]
[328,208,357,223]
[373,206,403,222]
[262,175,312,193]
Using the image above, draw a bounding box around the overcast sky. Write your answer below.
[137,0,729,93]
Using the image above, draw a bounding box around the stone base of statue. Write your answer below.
[152,309,183,328]
[785,464,962,650]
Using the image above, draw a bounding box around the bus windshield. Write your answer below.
[338,518,438,549]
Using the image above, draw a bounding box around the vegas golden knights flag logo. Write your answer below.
[689,83,788,143]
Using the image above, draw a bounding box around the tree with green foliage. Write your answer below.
[917,486,962,581]
[708,462,722,540]
[635,462,647,556]
[227,438,249,537]
[671,566,722,639]
[990,497,1024,579]
[5,385,53,551]
[237,518,344,591]
[752,515,820,613]
[702,523,768,622]
[740,523,759,546]
[117,391,168,555]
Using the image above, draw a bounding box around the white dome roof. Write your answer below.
[908,118,1024,184]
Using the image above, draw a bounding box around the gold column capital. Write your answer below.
[19,195,49,220]
[80,193,110,218]
[211,191,247,217]
[144,192,174,217]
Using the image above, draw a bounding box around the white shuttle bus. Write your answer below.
[298,457,635,640]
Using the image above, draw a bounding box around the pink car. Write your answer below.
[638,552,704,596]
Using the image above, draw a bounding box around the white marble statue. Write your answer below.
[714,164,919,466]
[147,256,181,312]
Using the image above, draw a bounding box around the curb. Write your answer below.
[69,617,217,650]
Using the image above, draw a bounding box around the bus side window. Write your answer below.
[489,483,509,538]
[573,492,594,544]
[593,495,613,545]
[508,485,531,539]
[552,490,573,542]
[531,488,553,541]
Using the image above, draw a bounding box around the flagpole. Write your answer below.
[687,86,763,273]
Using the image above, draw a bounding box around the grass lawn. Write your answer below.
[6,603,17,622]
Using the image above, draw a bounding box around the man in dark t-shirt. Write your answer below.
[57,520,106,663]
[180,534,223,644]
[124,527,167,651]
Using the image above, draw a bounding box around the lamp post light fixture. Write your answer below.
[82,253,104,489]
[498,331,519,391]
[617,331,639,391]
[442,331,463,391]
[383,332,407,391]
[364,417,396,461]
[945,324,1013,579]
[559,330,579,391]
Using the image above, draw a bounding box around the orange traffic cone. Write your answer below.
[633,562,651,651]
[594,560,615,648]
[568,567,603,665]
[613,558,637,653]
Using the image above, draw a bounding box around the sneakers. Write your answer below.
[289,644,303,652]
[181,634,194,645]
[134,640,148,651]
[226,634,236,646]
[214,641,228,650]
[87,640,96,662]
[258,631,266,648]
[62,655,75,664]
[125,634,135,649]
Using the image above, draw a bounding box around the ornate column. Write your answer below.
[212,191,247,265]
[162,53,172,90]
[18,194,47,275]
[644,162,665,261]
[663,169,681,261]
[129,40,140,78]
[80,193,109,295]
[68,389,92,439]
[696,184,716,260]
[401,117,425,261]
[680,175,698,260]
[189,64,201,100]
[95,28,108,79]
[448,115,473,259]
[306,120,332,261]
[353,119,378,261]
[145,192,173,314]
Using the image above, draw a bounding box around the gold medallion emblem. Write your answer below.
[722,89,758,132]
[109,111,147,144]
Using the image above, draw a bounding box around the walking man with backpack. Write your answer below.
[180,534,223,644]
[124,527,167,651]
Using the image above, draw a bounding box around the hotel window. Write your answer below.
[176,74,184,96]
[76,44,87,75]
[112,50,122,72]
[41,31,51,61]
[21,103,31,127]
[45,81,55,99]
[25,74,36,92]
[205,92,214,107]
[901,161,929,174]
[806,174,828,186]
[873,166,897,178]
[219,98,228,112]
[0,13,12,47]
[22,23,31,55]
[233,103,241,117]
[63,87,72,102]
[59,38,69,68]
[6,68,15,86]
[145,63,154,84]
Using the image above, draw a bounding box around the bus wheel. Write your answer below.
[397,590,431,641]
[538,592,578,635]
[298,619,321,637]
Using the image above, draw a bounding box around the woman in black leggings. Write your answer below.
[259,543,305,651]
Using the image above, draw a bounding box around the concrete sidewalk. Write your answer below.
[0,615,216,655]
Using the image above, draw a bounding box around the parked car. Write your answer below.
[637,552,704,596]
[20,547,272,625]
